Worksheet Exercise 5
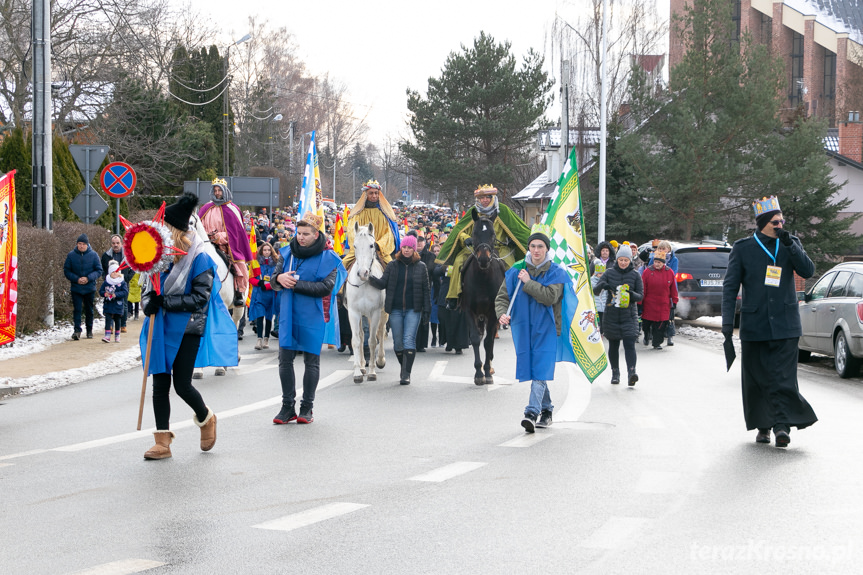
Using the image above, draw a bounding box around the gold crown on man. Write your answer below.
[362,180,382,191]
[752,196,780,215]
[474,184,498,197]
[212,177,228,187]
[530,222,553,239]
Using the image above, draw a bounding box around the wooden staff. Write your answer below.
[137,273,160,431]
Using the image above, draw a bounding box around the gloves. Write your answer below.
[143,292,164,316]
[721,325,733,340]
[263,282,272,290]
[464,238,473,247]
[777,228,793,247]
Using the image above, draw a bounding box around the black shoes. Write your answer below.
[628,369,638,386]
[400,350,415,385]
[85,331,93,339]
[610,370,620,385]
[667,337,674,346]
[521,413,537,433]
[536,410,553,428]
[72,331,80,341]
[653,345,662,350]
[756,428,771,444]
[273,402,298,424]
[643,334,650,346]
[297,405,314,424]
[774,427,791,447]
[233,292,245,307]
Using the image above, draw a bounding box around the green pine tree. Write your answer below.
[0,129,32,221]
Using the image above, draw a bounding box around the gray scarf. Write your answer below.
[210,184,233,205]
[475,196,499,218]
[163,233,208,296]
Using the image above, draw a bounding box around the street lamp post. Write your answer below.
[223,33,252,177]
[269,113,283,167]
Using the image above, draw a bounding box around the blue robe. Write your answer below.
[141,252,239,375]
[505,261,576,382]
[248,260,277,322]
[277,246,346,353]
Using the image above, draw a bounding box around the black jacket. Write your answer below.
[64,246,102,294]
[145,268,215,336]
[370,254,431,315]
[721,231,814,341]
[592,261,644,340]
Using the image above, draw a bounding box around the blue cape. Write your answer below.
[140,252,239,375]
[277,246,347,353]
[505,260,577,381]
[248,260,278,321]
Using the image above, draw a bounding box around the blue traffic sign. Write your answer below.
[101,162,136,198]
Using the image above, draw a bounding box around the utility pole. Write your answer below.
[598,0,609,242]
[32,0,54,326]
[560,59,570,178]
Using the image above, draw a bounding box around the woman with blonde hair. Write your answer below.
[140,193,238,460]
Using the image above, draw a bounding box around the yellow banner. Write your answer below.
[0,170,18,346]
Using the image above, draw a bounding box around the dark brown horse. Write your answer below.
[460,211,506,385]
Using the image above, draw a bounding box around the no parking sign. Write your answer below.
[100,162,136,198]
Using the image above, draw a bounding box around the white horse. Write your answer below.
[189,212,244,378]
[345,223,387,383]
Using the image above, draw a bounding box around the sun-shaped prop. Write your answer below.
[116,202,188,293]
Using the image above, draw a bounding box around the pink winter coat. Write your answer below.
[641,266,679,322]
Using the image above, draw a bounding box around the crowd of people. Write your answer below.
[61,182,817,456]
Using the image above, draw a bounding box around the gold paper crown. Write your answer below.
[752,196,780,216]
[474,184,498,196]
[530,223,553,238]
[297,212,324,230]
[362,180,382,191]
[212,177,227,187]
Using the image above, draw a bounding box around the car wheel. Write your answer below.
[798,349,811,363]
[834,331,860,378]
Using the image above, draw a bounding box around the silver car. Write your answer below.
[798,262,863,377]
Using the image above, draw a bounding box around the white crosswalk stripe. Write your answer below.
[253,502,369,532]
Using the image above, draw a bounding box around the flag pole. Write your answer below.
[137,273,160,430]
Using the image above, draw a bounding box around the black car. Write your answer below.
[638,241,738,321]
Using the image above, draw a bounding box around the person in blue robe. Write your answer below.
[271,213,346,425]
[139,193,238,460]
[248,243,279,350]
[496,226,575,434]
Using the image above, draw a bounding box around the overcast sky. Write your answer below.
[187,0,670,144]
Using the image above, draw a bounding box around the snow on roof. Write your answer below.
[784,0,863,44]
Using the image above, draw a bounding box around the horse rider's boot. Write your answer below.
[402,349,416,386]
[255,338,263,350]
[144,431,175,460]
[194,408,217,452]
[233,289,244,308]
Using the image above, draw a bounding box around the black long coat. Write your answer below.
[592,261,643,340]
[721,232,815,341]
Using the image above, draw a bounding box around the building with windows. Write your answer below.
[670,0,863,126]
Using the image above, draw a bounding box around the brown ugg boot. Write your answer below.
[144,431,175,460]
[194,408,217,451]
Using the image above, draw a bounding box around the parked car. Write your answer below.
[638,240,739,322]
[798,261,863,377]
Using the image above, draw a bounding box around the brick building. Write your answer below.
[670,0,863,127]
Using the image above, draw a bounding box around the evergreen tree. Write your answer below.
[0,129,32,220]
[402,31,553,207]
[618,0,785,241]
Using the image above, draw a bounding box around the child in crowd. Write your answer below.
[99,260,128,342]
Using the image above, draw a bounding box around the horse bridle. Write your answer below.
[468,238,515,264]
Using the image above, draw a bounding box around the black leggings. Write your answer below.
[607,338,637,372]
[255,317,272,338]
[152,334,208,430]
[279,348,320,408]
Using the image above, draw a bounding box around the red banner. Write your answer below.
[0,170,18,346]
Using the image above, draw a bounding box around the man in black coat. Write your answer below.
[721,196,817,447]
[63,233,103,339]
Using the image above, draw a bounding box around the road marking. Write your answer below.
[409,461,487,482]
[0,462,13,468]
[429,360,447,380]
[499,433,553,448]
[554,363,593,422]
[67,558,165,574]
[580,516,650,549]
[635,471,681,494]
[631,416,665,429]
[253,502,369,532]
[2,370,354,459]
[0,448,49,461]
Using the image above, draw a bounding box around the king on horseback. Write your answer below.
[435,184,531,305]
[342,180,400,270]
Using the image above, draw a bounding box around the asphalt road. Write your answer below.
[2,329,862,574]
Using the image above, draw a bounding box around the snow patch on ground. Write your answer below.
[0,322,75,361]
[8,346,142,395]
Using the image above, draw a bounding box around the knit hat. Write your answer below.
[108,260,120,274]
[617,243,633,259]
[77,233,89,244]
[401,235,417,250]
[527,223,552,249]
[164,192,199,231]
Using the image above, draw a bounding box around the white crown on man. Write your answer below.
[752,196,780,216]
